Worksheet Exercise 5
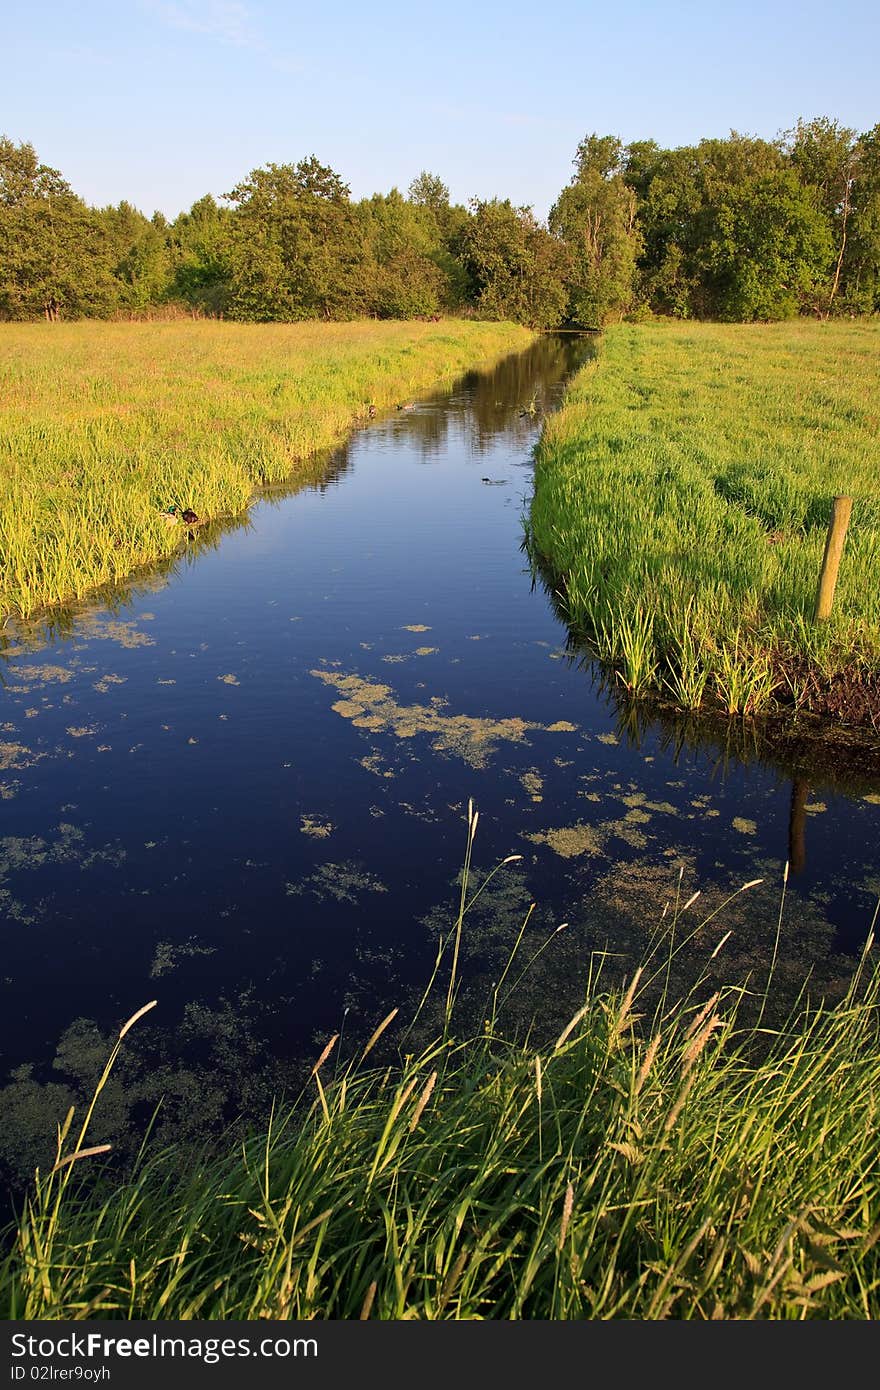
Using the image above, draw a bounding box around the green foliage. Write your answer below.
[459,199,569,327]
[1,121,879,326]
[0,138,119,321]
[224,157,372,322]
[705,168,834,320]
[550,132,642,326]
[627,134,832,320]
[168,195,233,314]
[845,124,880,314]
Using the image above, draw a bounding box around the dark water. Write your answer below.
[2,334,878,1180]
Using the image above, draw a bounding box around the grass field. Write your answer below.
[0,319,532,620]
[526,321,880,724]
[3,812,879,1320]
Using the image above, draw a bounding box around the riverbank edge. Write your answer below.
[1,319,534,623]
[525,321,880,747]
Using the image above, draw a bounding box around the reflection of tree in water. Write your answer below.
[380,333,595,462]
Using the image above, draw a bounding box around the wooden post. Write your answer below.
[813,495,852,621]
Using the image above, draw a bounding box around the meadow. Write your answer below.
[0,318,531,619]
[3,812,879,1320]
[526,321,880,725]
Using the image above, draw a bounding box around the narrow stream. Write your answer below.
[2,334,878,1181]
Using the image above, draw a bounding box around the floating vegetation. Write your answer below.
[4,664,74,691]
[732,817,758,835]
[526,822,607,859]
[311,669,536,769]
[150,938,217,979]
[0,742,39,771]
[286,861,388,906]
[75,615,155,650]
[93,673,127,693]
[300,815,334,839]
[359,752,395,779]
[520,771,544,802]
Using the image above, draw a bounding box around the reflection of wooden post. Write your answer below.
[788,778,809,876]
[813,496,852,621]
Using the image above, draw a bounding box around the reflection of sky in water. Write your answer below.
[1,334,879,1121]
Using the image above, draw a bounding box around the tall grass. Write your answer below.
[3,806,879,1320]
[0,319,532,619]
[526,321,880,721]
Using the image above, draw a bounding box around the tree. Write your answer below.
[785,117,858,312]
[357,189,447,317]
[169,195,233,313]
[631,133,831,320]
[550,132,642,326]
[458,199,569,327]
[846,124,880,313]
[0,136,118,320]
[408,171,449,213]
[100,201,173,310]
[224,157,371,321]
[704,168,833,320]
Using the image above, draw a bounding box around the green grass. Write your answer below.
[526,321,880,721]
[0,318,532,619]
[3,808,879,1320]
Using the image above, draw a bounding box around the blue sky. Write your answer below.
[5,1,879,219]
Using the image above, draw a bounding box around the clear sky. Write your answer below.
[5,1,879,220]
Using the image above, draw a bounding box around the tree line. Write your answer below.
[1,117,878,328]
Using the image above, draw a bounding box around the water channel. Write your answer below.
[2,333,878,1183]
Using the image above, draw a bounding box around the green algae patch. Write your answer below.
[520,771,544,802]
[300,815,334,839]
[526,822,607,859]
[311,668,536,769]
[732,817,758,835]
[286,861,388,906]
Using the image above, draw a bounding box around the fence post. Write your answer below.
[813,496,852,622]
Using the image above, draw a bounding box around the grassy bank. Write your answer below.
[526,321,880,726]
[3,812,879,1320]
[0,318,532,619]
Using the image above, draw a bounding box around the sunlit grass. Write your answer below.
[2,806,879,1320]
[0,319,532,619]
[526,321,880,718]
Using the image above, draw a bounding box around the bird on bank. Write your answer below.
[397,402,415,411]
[160,504,200,526]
